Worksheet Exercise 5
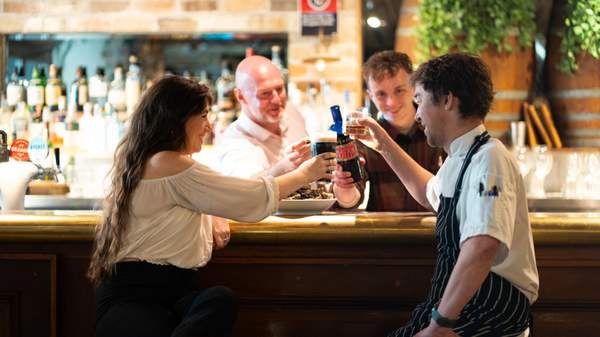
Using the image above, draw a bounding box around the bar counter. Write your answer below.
[2,210,600,243]
[1,211,600,337]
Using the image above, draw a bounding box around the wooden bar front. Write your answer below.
[0,211,599,337]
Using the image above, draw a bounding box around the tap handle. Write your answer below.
[0,130,8,163]
[54,147,61,171]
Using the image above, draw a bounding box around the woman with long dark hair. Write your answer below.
[88,75,334,337]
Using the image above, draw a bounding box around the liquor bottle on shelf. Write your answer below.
[11,102,30,140]
[70,66,89,113]
[125,54,142,116]
[329,104,363,182]
[39,65,47,87]
[6,67,26,111]
[89,67,109,107]
[215,61,235,111]
[27,65,45,122]
[271,45,288,83]
[108,65,127,114]
[45,64,63,112]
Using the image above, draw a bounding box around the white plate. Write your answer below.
[277,199,336,213]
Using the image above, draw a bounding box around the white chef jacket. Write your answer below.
[426,125,539,303]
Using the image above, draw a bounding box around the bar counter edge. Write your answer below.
[0,210,599,245]
[1,211,600,337]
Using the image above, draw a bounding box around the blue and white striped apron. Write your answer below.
[388,132,531,337]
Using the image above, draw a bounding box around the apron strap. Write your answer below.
[452,131,490,200]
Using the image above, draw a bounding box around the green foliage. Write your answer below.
[416,0,536,61]
[558,0,600,73]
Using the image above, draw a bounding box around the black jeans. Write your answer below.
[96,262,236,337]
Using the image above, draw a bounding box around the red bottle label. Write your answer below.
[336,142,358,162]
[10,139,30,161]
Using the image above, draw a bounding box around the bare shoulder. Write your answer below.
[143,151,195,179]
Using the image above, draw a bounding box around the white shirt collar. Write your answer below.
[447,124,487,157]
[236,113,287,142]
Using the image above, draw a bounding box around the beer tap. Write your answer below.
[0,130,8,163]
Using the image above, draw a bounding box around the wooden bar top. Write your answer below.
[1,210,600,245]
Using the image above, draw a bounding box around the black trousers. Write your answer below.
[95,262,236,337]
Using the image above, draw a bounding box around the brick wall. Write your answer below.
[0,0,363,106]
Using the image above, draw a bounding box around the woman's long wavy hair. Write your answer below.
[87,75,212,286]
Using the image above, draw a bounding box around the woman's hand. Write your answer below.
[298,152,336,183]
[210,215,231,250]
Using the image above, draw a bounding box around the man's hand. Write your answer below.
[413,321,459,337]
[332,157,365,189]
[284,138,312,168]
[349,117,387,153]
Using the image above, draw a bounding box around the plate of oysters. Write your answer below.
[278,185,336,213]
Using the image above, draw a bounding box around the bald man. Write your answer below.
[201,56,311,179]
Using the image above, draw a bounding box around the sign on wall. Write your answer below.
[300,0,338,36]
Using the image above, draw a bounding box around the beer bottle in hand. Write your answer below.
[329,105,363,182]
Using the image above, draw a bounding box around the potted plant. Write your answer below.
[545,0,600,147]
[414,0,536,140]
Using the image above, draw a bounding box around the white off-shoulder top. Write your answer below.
[114,162,279,268]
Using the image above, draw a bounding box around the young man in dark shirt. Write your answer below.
[333,51,444,211]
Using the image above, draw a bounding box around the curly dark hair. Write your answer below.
[363,50,413,82]
[410,53,494,120]
[88,75,212,287]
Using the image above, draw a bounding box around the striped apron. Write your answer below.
[388,132,531,337]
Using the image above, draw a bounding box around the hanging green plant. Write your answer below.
[416,0,536,61]
[557,0,600,73]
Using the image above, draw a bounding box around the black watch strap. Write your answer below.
[431,307,457,328]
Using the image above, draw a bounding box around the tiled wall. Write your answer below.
[0,0,363,105]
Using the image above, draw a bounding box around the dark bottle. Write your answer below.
[329,105,362,182]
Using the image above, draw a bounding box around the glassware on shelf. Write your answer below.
[529,145,553,198]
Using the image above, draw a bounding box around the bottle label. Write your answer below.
[108,89,126,107]
[10,138,30,161]
[78,85,89,105]
[6,85,24,106]
[45,85,61,106]
[27,86,45,106]
[336,141,358,162]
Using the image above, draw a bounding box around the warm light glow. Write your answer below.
[367,16,382,28]
[316,59,327,72]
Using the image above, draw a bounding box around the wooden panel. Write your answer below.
[0,254,56,337]
[0,292,19,337]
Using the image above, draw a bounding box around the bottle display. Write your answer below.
[26,65,45,121]
[108,65,126,113]
[6,67,26,111]
[45,64,63,112]
[70,66,89,112]
[330,105,363,182]
[89,67,109,107]
[215,61,235,111]
[125,54,142,115]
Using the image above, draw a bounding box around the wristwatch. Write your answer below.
[431,307,457,328]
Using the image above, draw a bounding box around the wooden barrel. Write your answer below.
[545,1,600,147]
[481,37,535,142]
[394,0,420,63]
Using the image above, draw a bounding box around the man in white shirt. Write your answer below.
[354,53,538,337]
[201,56,311,179]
